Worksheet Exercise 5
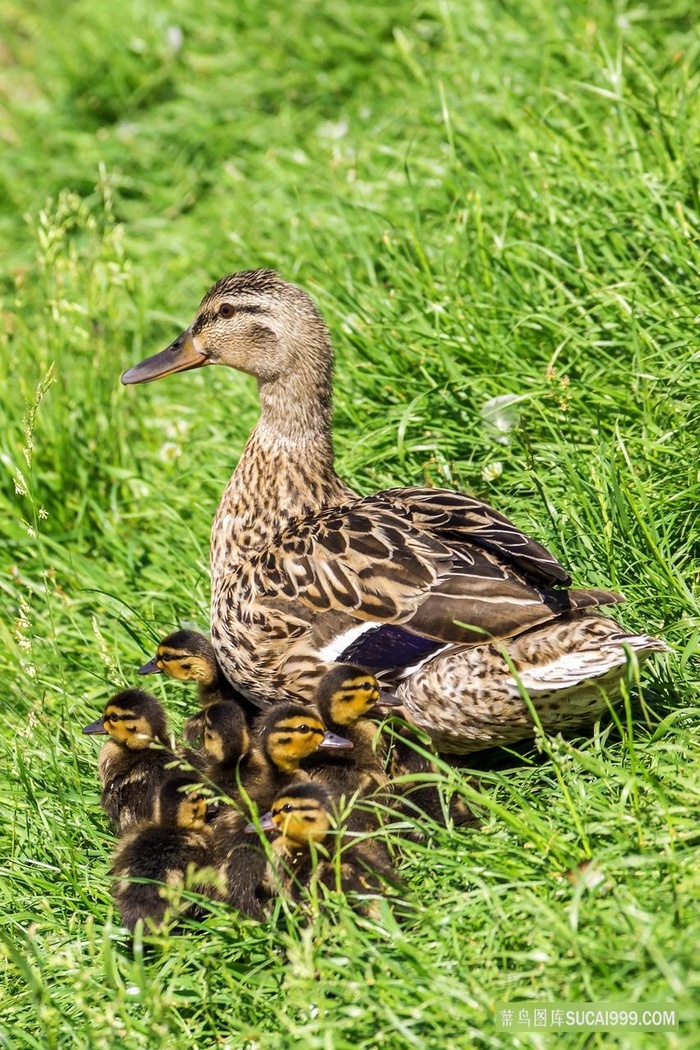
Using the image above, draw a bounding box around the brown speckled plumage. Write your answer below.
[122,270,668,753]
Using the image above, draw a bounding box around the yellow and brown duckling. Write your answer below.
[82,689,183,832]
[205,703,351,917]
[208,807,269,920]
[111,774,220,933]
[198,700,254,801]
[139,629,264,741]
[303,664,400,799]
[247,702,352,811]
[246,782,398,913]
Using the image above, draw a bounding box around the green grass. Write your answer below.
[0,0,698,1046]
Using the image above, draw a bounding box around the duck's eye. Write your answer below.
[281,804,295,814]
[218,303,235,318]
[295,725,313,734]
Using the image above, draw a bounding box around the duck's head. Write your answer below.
[82,689,168,750]
[257,702,352,774]
[247,782,332,846]
[139,630,219,687]
[121,269,328,389]
[316,663,401,728]
[200,701,250,764]
[156,774,209,830]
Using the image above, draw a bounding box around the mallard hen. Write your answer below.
[122,269,667,752]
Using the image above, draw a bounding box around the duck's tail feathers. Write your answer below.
[550,587,626,615]
[601,633,671,655]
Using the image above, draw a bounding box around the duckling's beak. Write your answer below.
[82,717,107,735]
[376,689,403,708]
[138,657,161,675]
[244,813,276,833]
[319,730,353,750]
[121,329,208,385]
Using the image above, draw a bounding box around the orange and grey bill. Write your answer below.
[121,329,208,385]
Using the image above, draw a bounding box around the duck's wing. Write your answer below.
[379,487,572,587]
[250,496,622,662]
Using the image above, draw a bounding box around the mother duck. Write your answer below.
[122,269,666,753]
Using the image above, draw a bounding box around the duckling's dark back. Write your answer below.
[210,808,269,919]
[110,774,218,932]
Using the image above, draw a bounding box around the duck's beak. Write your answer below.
[244,812,276,833]
[82,717,107,735]
[121,329,208,385]
[138,657,161,675]
[319,730,353,750]
[376,689,403,708]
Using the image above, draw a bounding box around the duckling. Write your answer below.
[203,704,351,916]
[198,700,253,801]
[247,782,398,914]
[208,807,269,919]
[111,774,220,932]
[82,689,184,832]
[303,663,400,799]
[247,702,352,812]
[387,724,477,833]
[139,629,263,742]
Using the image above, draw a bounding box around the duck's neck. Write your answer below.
[211,352,357,569]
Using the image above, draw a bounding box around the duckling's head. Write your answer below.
[139,630,218,687]
[157,774,209,830]
[257,702,352,774]
[316,664,391,727]
[253,783,332,846]
[201,701,250,764]
[82,689,168,750]
[121,270,330,392]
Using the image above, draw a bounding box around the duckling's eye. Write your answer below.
[280,804,295,814]
[219,303,235,318]
[296,725,312,734]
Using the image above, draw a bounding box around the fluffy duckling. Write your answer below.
[201,703,350,917]
[139,629,263,741]
[82,689,184,832]
[304,664,400,799]
[198,701,255,800]
[208,807,269,919]
[189,701,269,918]
[387,725,477,832]
[111,774,219,932]
[247,782,397,913]
[247,702,352,811]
